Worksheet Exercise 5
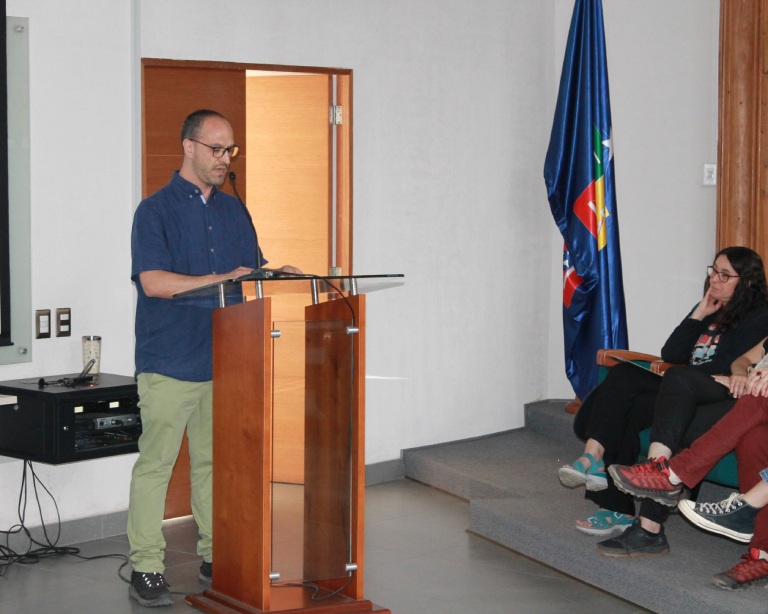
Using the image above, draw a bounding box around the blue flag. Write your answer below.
[544,0,628,400]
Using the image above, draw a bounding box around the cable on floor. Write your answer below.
[0,460,129,581]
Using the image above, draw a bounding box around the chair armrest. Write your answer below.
[596,349,682,375]
[596,349,662,367]
[650,360,677,374]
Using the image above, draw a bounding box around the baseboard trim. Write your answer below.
[365,458,404,485]
[8,509,129,551]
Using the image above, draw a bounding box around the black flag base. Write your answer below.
[565,397,581,414]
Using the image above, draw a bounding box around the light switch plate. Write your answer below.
[35,309,51,339]
[56,307,71,337]
[703,163,717,186]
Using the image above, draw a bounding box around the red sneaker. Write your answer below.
[607,457,682,507]
[712,548,768,590]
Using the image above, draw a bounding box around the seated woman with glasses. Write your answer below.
[557,246,768,555]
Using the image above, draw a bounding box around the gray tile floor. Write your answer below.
[0,479,647,613]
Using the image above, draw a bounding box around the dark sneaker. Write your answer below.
[712,548,768,590]
[596,519,670,558]
[608,457,682,507]
[678,493,759,543]
[129,571,173,607]
[199,560,212,586]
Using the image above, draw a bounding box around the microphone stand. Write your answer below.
[228,171,263,268]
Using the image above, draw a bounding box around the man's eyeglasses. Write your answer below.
[189,139,240,159]
[707,265,739,283]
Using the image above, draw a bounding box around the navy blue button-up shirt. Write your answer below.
[131,171,262,382]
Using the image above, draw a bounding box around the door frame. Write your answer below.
[141,58,353,274]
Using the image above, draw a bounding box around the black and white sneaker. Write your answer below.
[678,493,759,543]
[128,571,174,607]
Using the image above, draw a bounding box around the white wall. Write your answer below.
[0,0,138,525]
[0,0,720,529]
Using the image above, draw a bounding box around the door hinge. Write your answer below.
[330,105,343,125]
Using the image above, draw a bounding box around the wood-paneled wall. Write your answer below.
[718,1,768,255]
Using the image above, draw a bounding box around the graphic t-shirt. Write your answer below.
[689,324,720,366]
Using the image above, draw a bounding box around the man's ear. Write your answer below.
[181,138,194,158]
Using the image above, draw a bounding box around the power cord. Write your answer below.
[273,577,355,601]
[0,462,198,599]
[0,461,129,581]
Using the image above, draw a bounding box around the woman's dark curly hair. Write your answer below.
[708,246,768,332]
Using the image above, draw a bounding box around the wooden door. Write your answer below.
[142,61,247,202]
[246,74,331,483]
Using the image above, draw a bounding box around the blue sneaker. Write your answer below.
[679,493,759,543]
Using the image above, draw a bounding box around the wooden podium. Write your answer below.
[181,273,400,614]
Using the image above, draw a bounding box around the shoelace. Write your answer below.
[696,492,744,515]
[729,548,764,576]
[633,457,668,474]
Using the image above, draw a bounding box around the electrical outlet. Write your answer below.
[35,309,51,339]
[56,308,71,337]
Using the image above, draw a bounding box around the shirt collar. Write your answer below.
[170,170,219,203]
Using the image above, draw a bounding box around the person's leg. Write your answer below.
[582,398,656,526]
[584,363,662,455]
[738,426,768,552]
[609,395,768,504]
[561,364,660,491]
[648,366,732,460]
[637,376,734,534]
[743,473,768,508]
[711,425,768,590]
[595,372,730,555]
[671,395,768,487]
[127,374,203,573]
[594,398,671,556]
[637,498,670,534]
[186,381,213,566]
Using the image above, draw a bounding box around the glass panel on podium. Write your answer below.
[271,315,354,585]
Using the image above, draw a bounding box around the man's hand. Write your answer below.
[278,265,303,275]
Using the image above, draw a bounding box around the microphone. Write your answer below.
[229,171,264,268]
[228,171,239,198]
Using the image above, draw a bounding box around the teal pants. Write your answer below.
[127,373,213,573]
